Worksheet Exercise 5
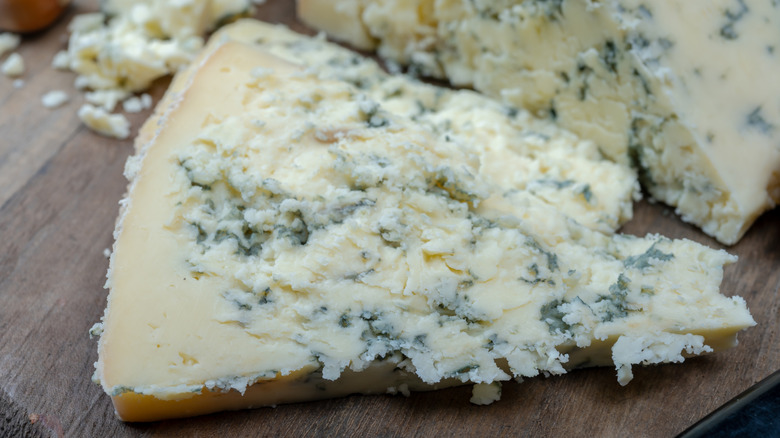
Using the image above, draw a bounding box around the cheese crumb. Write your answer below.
[1,53,24,77]
[386,383,411,397]
[122,98,143,114]
[122,94,154,113]
[85,89,129,112]
[67,13,105,33]
[140,93,152,109]
[611,333,713,385]
[42,90,70,109]
[56,1,254,140]
[0,33,20,58]
[77,104,131,140]
[51,50,70,70]
[470,382,502,405]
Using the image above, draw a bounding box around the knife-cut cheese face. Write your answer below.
[94,28,754,422]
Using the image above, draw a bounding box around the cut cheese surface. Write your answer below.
[208,20,639,234]
[95,23,755,422]
[298,0,780,245]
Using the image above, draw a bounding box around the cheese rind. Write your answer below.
[298,0,780,244]
[94,26,754,421]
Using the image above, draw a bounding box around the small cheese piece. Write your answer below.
[94,33,754,422]
[122,94,153,113]
[77,104,131,139]
[41,90,70,109]
[298,0,780,245]
[1,52,24,77]
[51,50,70,70]
[58,1,253,115]
[0,33,20,58]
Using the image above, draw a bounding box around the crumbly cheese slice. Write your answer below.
[206,20,639,234]
[94,37,754,421]
[298,0,780,245]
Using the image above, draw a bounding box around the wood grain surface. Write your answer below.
[0,1,777,437]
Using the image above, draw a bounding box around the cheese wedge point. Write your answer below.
[94,27,754,422]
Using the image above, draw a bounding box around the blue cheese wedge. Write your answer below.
[298,0,780,245]
[94,31,755,422]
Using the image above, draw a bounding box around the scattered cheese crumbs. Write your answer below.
[122,94,153,113]
[1,53,24,77]
[470,382,502,405]
[12,79,24,89]
[0,33,20,58]
[77,104,131,140]
[85,89,129,112]
[103,248,111,258]
[42,90,70,109]
[59,0,254,137]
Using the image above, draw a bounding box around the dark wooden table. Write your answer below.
[1,1,777,436]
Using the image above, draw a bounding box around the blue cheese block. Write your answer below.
[93,32,754,422]
[298,0,780,245]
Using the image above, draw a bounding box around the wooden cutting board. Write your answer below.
[0,1,777,436]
